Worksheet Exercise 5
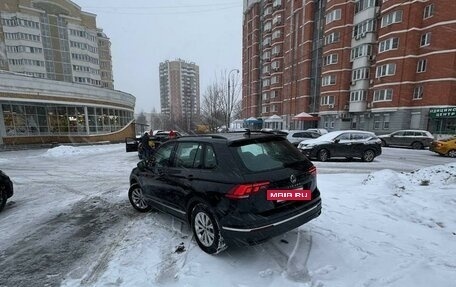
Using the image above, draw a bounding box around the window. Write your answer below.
[272,45,281,56]
[203,145,217,169]
[381,10,403,27]
[322,75,336,86]
[352,67,370,81]
[413,86,423,99]
[262,37,271,46]
[323,54,338,66]
[271,75,279,84]
[379,37,399,52]
[273,0,282,8]
[420,33,431,47]
[321,95,335,105]
[273,15,282,25]
[355,0,377,14]
[270,90,278,98]
[263,78,270,87]
[373,89,393,101]
[262,92,269,100]
[376,63,396,77]
[373,115,381,129]
[271,105,277,112]
[417,59,427,72]
[263,64,270,74]
[263,7,273,16]
[272,30,281,39]
[262,106,269,113]
[350,90,367,102]
[271,61,280,70]
[324,32,341,45]
[326,9,341,24]
[154,143,175,168]
[383,114,390,129]
[175,142,202,169]
[353,19,375,38]
[264,22,272,32]
[423,4,434,19]
[262,51,271,60]
[351,44,373,60]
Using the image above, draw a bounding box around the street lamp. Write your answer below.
[227,68,240,131]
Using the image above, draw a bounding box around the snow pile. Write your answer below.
[362,163,456,189]
[41,145,109,158]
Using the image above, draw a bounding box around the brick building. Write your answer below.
[242,0,456,134]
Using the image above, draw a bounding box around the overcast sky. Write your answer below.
[73,0,243,114]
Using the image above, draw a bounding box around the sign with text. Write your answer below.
[429,107,456,119]
[267,190,312,201]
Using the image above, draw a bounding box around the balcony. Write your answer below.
[349,101,367,113]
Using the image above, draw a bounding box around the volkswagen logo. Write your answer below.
[290,174,297,184]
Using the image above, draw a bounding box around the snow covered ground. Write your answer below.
[0,144,455,287]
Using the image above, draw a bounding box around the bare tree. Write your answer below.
[200,70,241,132]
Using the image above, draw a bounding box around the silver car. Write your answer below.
[284,130,321,146]
[378,130,434,149]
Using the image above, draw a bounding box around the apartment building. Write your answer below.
[242,0,456,134]
[0,0,114,88]
[159,59,200,131]
[0,1,135,146]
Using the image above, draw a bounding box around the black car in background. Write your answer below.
[128,132,321,254]
[0,170,13,212]
[298,130,382,162]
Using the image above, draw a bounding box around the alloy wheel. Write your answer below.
[363,150,375,162]
[131,187,148,210]
[318,149,329,162]
[448,150,456,158]
[194,212,215,247]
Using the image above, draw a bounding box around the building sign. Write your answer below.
[429,107,456,119]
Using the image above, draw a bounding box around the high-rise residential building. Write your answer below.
[159,59,200,131]
[242,0,456,134]
[0,0,114,89]
[0,1,135,146]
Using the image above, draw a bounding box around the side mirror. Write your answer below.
[137,160,147,171]
[391,134,395,138]
[334,138,340,144]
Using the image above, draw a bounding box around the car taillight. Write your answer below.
[308,166,317,176]
[226,181,270,199]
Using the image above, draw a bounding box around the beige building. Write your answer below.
[0,0,135,146]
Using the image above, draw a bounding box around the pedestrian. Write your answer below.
[140,132,154,159]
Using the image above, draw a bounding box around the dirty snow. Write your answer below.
[0,144,455,287]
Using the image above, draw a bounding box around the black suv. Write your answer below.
[0,170,13,212]
[128,132,322,254]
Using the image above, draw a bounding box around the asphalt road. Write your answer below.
[314,147,455,174]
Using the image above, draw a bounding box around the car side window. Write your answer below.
[415,132,424,136]
[203,145,217,169]
[335,133,350,141]
[154,143,175,168]
[404,131,415,136]
[392,131,404,136]
[351,133,367,140]
[175,142,201,169]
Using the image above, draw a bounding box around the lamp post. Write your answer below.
[227,68,239,131]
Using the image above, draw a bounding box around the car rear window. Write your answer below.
[231,138,308,172]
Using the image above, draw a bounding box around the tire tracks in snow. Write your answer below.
[0,195,131,287]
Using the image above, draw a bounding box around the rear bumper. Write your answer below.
[220,197,322,245]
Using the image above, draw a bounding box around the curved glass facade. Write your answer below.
[1,102,134,137]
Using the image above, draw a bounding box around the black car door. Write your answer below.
[153,142,203,219]
[140,142,178,212]
[332,132,352,157]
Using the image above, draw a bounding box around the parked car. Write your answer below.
[283,130,321,146]
[0,170,13,212]
[306,128,328,135]
[128,132,321,254]
[378,130,434,149]
[298,130,382,162]
[429,136,456,157]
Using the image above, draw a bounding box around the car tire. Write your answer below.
[0,188,7,212]
[380,139,388,147]
[411,142,424,150]
[191,203,226,255]
[317,149,329,162]
[448,150,456,158]
[362,150,375,162]
[128,184,153,212]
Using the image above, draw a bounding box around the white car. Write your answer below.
[284,130,321,146]
[306,128,328,135]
